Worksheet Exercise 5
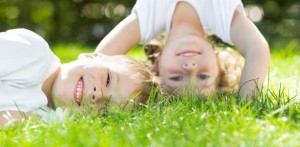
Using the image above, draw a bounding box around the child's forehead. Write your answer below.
[103,59,135,71]
[96,55,129,62]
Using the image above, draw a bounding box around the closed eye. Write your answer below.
[198,74,210,80]
[169,76,183,82]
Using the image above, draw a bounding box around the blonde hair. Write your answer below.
[215,47,243,92]
[206,35,244,93]
[117,55,160,104]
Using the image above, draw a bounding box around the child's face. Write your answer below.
[158,34,219,95]
[52,54,140,111]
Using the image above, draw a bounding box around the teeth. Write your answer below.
[76,89,82,98]
[78,83,82,88]
[75,79,83,103]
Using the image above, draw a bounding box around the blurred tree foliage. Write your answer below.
[0,0,299,47]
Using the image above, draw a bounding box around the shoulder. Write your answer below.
[201,0,246,44]
[131,0,171,43]
[0,28,53,61]
[133,0,169,10]
[0,28,58,83]
[4,28,50,53]
[132,0,170,21]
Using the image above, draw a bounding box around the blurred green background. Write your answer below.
[0,0,299,49]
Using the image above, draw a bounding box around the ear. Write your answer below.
[78,53,103,59]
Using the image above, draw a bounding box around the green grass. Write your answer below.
[1,41,300,146]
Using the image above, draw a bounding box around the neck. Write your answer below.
[169,2,204,39]
[42,67,61,108]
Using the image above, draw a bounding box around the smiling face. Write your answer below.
[51,54,142,111]
[158,34,219,95]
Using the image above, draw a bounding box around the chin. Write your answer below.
[51,78,67,106]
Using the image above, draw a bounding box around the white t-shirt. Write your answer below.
[0,28,60,112]
[132,0,245,44]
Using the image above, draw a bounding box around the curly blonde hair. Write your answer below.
[215,47,243,92]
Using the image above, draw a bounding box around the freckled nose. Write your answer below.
[182,62,198,71]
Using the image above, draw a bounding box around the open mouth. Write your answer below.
[176,50,201,56]
[74,76,84,106]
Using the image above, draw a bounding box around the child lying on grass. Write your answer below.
[95,0,270,99]
[0,28,158,126]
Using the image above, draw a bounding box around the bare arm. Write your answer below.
[95,13,141,55]
[0,111,37,126]
[231,10,270,100]
[1,111,26,126]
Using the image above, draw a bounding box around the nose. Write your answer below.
[90,86,110,106]
[87,88,111,112]
[182,62,198,71]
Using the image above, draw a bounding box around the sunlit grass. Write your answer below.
[1,41,300,146]
[268,40,300,98]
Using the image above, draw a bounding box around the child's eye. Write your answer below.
[198,74,210,80]
[169,76,183,81]
[106,72,111,87]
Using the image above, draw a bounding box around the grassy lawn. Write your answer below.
[1,41,300,146]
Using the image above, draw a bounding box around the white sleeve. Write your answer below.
[0,28,51,84]
[0,86,48,112]
[131,0,169,43]
[0,28,53,112]
[202,0,246,44]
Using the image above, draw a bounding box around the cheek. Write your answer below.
[199,86,215,96]
[159,53,178,70]
[52,71,75,106]
[202,53,219,71]
[159,60,180,76]
[52,78,67,105]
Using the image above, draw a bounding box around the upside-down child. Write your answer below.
[95,0,270,99]
[143,34,244,94]
[0,28,158,126]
